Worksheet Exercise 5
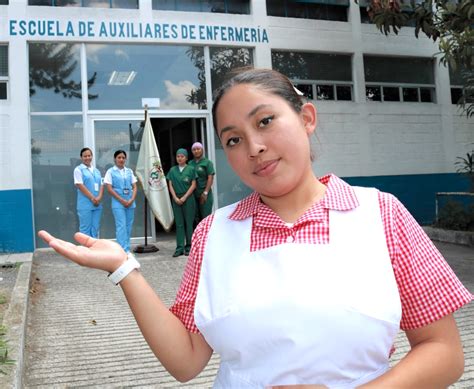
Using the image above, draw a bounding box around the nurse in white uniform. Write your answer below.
[38,69,472,389]
[104,149,137,253]
[73,147,103,238]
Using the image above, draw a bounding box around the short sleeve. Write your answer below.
[73,166,83,184]
[130,169,137,184]
[207,160,216,176]
[380,192,473,330]
[103,169,113,185]
[170,214,214,333]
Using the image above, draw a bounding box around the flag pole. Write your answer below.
[134,105,159,254]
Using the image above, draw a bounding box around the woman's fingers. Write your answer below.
[38,230,54,244]
[74,232,97,248]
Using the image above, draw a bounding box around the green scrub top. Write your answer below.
[189,157,215,195]
[166,165,197,195]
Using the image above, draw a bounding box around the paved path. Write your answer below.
[23,239,473,388]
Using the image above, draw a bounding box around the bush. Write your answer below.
[435,201,474,231]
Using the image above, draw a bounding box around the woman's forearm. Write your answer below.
[120,271,213,381]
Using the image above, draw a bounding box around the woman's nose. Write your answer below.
[248,137,266,158]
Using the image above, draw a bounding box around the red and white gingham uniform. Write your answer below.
[170,174,473,333]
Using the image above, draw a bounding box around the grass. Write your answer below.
[0,293,15,374]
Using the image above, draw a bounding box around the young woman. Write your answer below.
[167,148,197,257]
[39,68,472,388]
[73,147,103,238]
[104,150,137,253]
[189,142,215,223]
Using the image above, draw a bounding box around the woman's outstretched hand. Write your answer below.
[38,230,127,273]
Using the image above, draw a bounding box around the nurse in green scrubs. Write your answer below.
[166,148,197,257]
[189,142,215,223]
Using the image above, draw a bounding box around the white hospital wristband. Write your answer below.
[108,253,140,285]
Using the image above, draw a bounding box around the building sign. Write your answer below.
[9,19,269,43]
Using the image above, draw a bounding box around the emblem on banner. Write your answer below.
[148,159,166,191]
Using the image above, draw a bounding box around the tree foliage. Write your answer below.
[364,0,473,116]
[29,43,97,100]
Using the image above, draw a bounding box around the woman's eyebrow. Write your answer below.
[218,104,272,138]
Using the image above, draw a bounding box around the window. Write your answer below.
[0,1,9,5]
[359,0,422,25]
[449,65,474,105]
[0,45,8,100]
[272,51,353,101]
[364,55,435,103]
[152,0,250,14]
[28,0,138,8]
[267,0,349,22]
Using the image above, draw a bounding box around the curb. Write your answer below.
[423,226,474,247]
[0,255,32,389]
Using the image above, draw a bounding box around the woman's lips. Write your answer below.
[253,159,279,176]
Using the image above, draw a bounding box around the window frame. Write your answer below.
[365,82,436,103]
[0,44,8,101]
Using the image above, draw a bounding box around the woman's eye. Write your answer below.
[226,137,240,147]
[258,115,274,128]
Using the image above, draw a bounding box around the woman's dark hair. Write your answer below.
[114,150,127,159]
[212,68,304,134]
[80,147,92,157]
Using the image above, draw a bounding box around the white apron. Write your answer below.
[194,187,402,388]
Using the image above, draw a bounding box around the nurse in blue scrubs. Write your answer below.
[73,147,104,238]
[104,150,137,253]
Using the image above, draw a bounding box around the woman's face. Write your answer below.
[192,147,203,160]
[176,153,187,166]
[216,84,317,198]
[114,153,127,168]
[81,150,93,167]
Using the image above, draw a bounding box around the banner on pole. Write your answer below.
[136,116,174,231]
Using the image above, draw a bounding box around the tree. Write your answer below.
[364,0,473,116]
[29,43,97,100]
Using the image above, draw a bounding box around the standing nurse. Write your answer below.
[73,147,103,238]
[104,150,137,253]
[167,148,197,257]
[189,142,215,223]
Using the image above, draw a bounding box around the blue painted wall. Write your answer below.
[0,189,34,253]
[344,173,471,225]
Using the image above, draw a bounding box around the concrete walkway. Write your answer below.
[3,237,474,388]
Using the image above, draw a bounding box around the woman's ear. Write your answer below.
[300,102,317,136]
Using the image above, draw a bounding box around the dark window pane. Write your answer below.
[28,0,53,4]
[317,84,334,100]
[402,87,418,102]
[227,0,250,14]
[152,0,175,10]
[364,56,434,84]
[308,4,348,21]
[366,86,381,101]
[83,0,110,7]
[209,0,225,12]
[0,0,9,4]
[56,0,80,6]
[112,0,138,8]
[0,82,6,99]
[450,88,463,105]
[266,0,286,16]
[295,84,313,100]
[0,46,7,76]
[176,0,201,11]
[287,3,307,18]
[272,51,352,81]
[420,88,434,103]
[360,7,372,23]
[383,87,400,101]
[336,85,352,101]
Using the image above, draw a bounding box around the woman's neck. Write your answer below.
[260,173,326,224]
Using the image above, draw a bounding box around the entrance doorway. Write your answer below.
[149,117,206,234]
